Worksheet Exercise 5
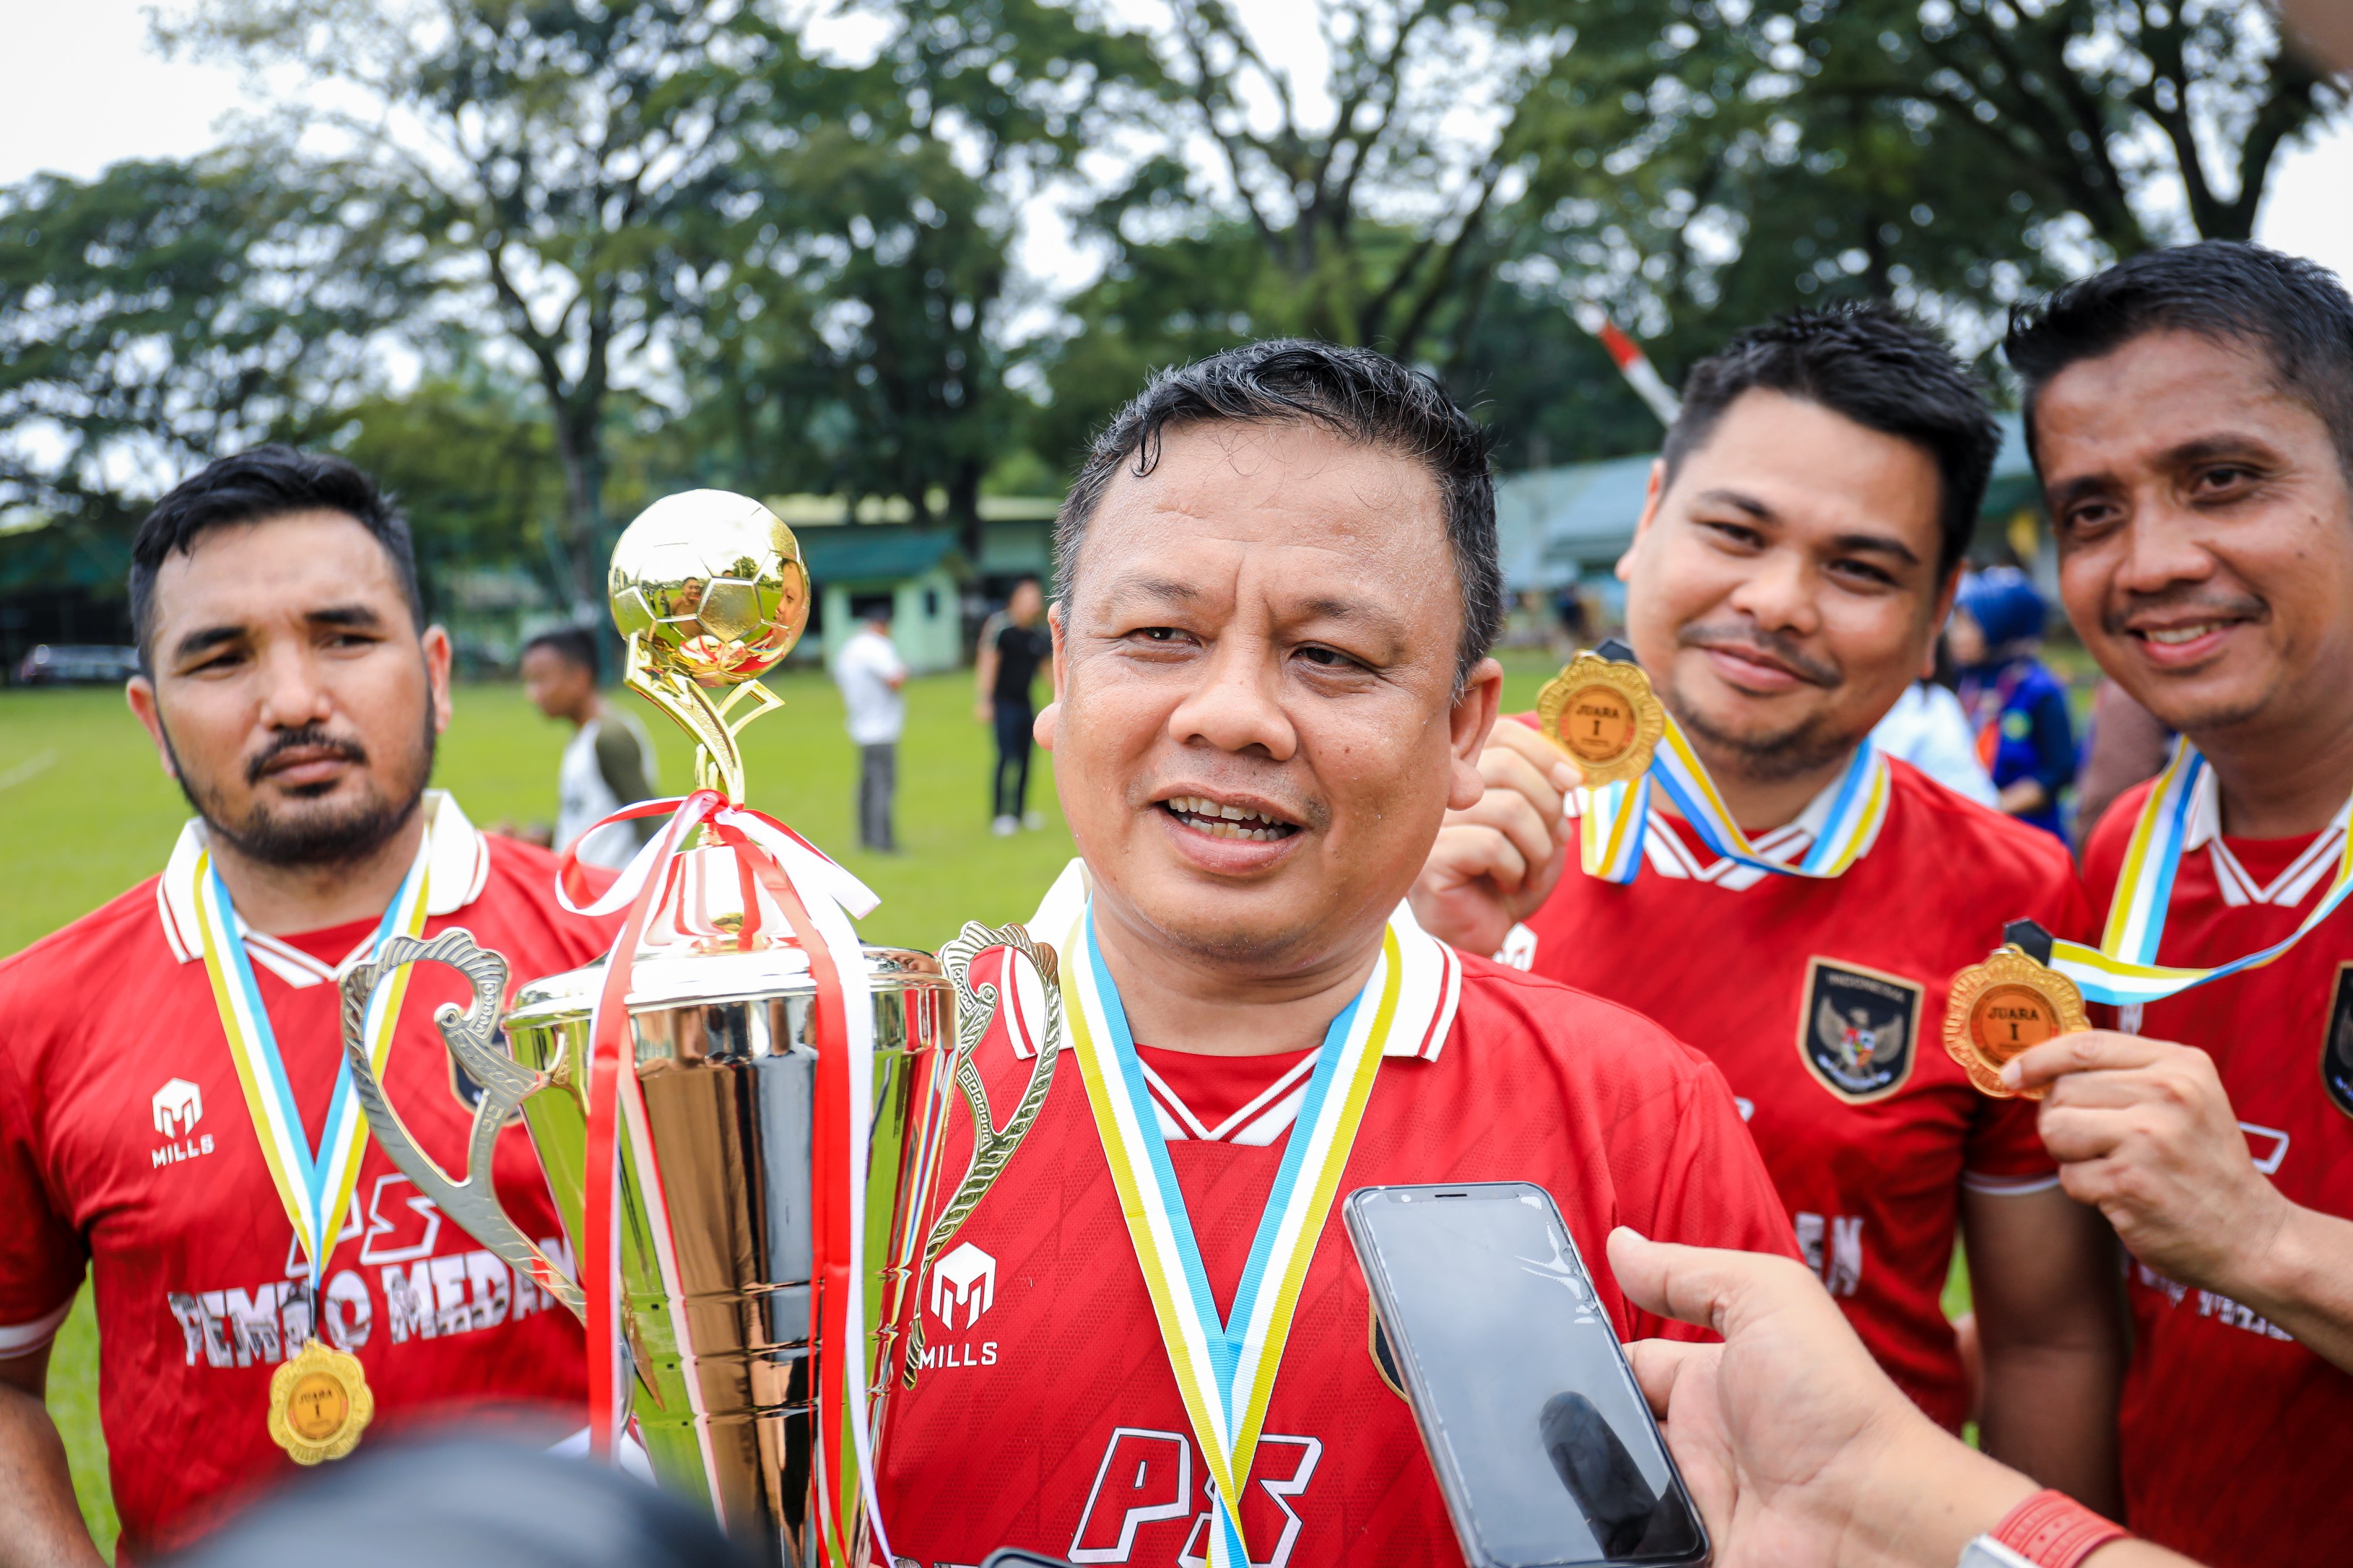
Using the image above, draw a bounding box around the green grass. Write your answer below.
[1,651,1571,1555]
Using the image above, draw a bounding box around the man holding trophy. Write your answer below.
[871,341,1799,1564]
[0,449,614,1562]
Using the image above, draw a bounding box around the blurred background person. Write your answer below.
[519,626,659,868]
[973,576,1050,836]
[1870,630,2000,806]
[832,597,906,853]
[1952,567,2077,838]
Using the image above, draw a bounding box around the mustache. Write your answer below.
[245,726,369,786]
[2103,588,2267,637]
[1674,621,1843,688]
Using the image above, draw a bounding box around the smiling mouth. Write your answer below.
[2134,623,2235,646]
[1160,796,1301,842]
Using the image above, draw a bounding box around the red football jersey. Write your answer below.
[1510,750,2091,1427]
[0,795,616,1557]
[2083,780,2353,1568]
[874,949,1798,1568]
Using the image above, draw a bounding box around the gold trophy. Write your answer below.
[340,490,1058,1564]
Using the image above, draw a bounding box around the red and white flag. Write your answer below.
[1575,305,1682,428]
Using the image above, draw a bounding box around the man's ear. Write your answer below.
[1035,601,1067,754]
[422,625,455,735]
[1447,655,1505,811]
[125,674,179,781]
[1616,458,1669,584]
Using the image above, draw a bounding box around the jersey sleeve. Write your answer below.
[1608,1047,1801,1343]
[0,993,88,1356]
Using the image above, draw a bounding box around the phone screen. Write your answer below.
[1344,1183,1707,1568]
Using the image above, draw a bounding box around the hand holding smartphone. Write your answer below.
[1344,1183,1710,1568]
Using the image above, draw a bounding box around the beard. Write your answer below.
[1662,669,1863,784]
[168,713,436,870]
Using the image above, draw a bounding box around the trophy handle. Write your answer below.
[339,928,586,1320]
[902,921,1062,1388]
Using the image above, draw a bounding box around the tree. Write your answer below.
[176,0,848,611]
[1100,0,1554,360]
[1498,0,2347,362]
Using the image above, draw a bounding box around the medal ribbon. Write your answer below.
[1066,904,1398,1568]
[554,793,890,1568]
[1575,713,1890,886]
[190,838,430,1289]
[2048,741,2353,1006]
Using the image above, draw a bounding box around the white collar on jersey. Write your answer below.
[155,789,492,987]
[2175,762,2353,910]
[1601,762,1873,892]
[1005,857,1461,1068]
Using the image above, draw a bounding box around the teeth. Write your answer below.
[2145,624,2219,645]
[1165,796,1288,840]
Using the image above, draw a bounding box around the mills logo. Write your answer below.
[151,1079,215,1167]
[931,1242,996,1329]
[153,1079,204,1138]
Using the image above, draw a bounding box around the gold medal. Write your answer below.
[1943,944,2089,1099]
[1534,649,1666,788]
[267,1339,374,1465]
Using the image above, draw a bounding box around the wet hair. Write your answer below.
[1056,339,1502,690]
[523,625,601,679]
[1662,303,2001,577]
[129,445,419,674]
[2006,240,2353,480]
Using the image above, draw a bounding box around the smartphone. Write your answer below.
[1343,1182,1709,1568]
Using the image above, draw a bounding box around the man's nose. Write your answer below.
[254,642,335,731]
[2112,492,2219,598]
[1166,632,1298,760]
[1723,545,1822,635]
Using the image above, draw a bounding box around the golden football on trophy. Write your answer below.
[609,489,810,687]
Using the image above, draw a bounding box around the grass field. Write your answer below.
[1,652,1574,1557]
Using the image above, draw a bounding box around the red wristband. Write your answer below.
[1991,1489,2130,1568]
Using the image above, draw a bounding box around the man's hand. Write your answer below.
[1607,1229,2040,1568]
[1409,720,1580,956]
[2008,1030,2353,1373]
[0,1345,105,1568]
[2006,1032,2288,1292]
[975,697,994,724]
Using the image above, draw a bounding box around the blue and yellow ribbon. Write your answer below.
[188,842,430,1287]
[1578,710,1891,884]
[1066,905,1398,1568]
[2048,740,2353,1006]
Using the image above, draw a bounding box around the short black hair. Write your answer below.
[1056,339,1502,689]
[2006,240,2353,479]
[1662,303,2000,577]
[523,625,600,678]
[130,445,420,673]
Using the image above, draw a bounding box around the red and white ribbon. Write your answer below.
[554,793,888,1565]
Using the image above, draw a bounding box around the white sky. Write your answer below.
[2,1,2348,304]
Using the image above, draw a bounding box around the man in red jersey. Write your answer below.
[0,448,616,1561]
[873,341,1797,1568]
[2001,242,2353,1568]
[1409,305,2123,1505]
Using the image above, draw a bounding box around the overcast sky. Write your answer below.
[5,1,2348,302]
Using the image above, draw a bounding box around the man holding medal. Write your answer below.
[1998,242,2353,1568]
[874,341,1799,1567]
[1410,305,2125,1505]
[0,448,616,1560]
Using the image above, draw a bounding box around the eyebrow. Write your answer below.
[2048,432,2282,510]
[1694,489,1921,567]
[1095,572,1204,607]
[167,604,389,666]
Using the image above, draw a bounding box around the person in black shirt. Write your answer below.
[974,577,1051,834]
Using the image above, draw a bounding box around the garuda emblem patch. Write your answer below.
[1799,957,1921,1104]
